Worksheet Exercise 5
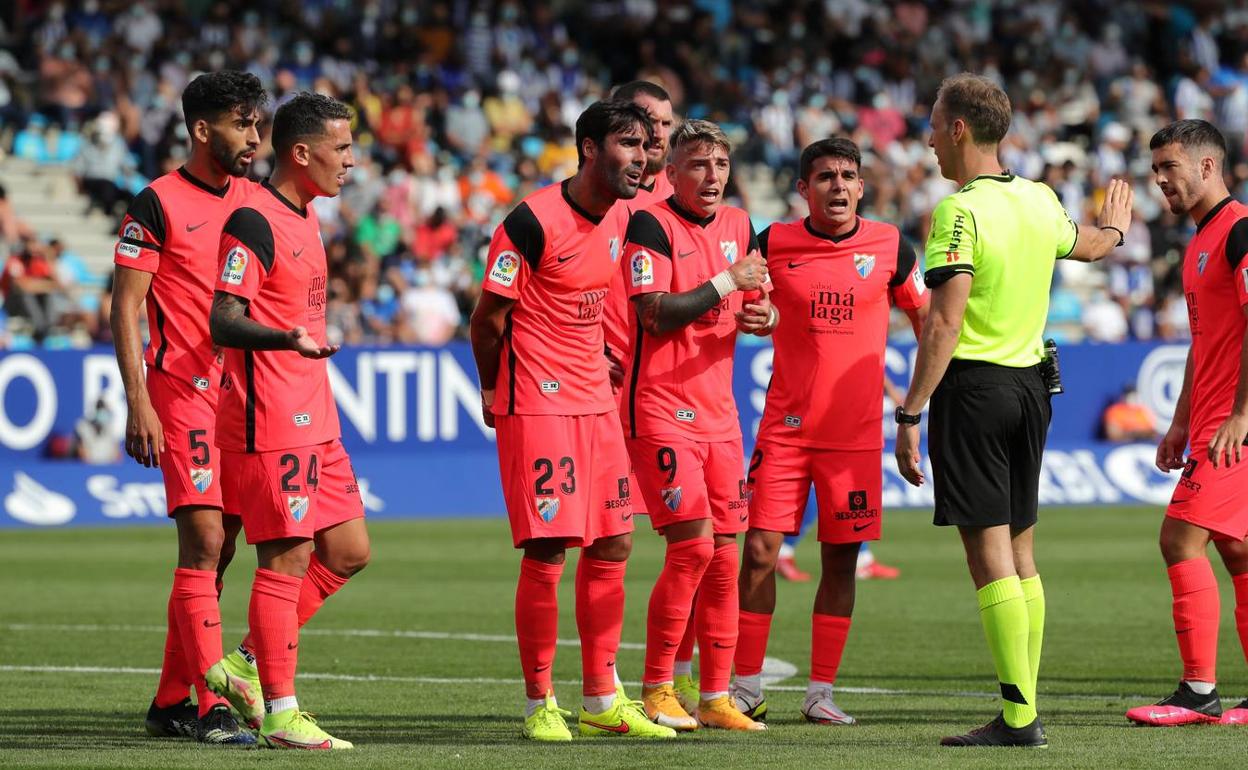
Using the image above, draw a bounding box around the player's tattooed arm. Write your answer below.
[209,290,332,356]
[633,284,722,336]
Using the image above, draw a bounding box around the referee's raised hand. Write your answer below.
[1096,178,1134,239]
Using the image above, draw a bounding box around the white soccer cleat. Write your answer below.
[801,690,856,725]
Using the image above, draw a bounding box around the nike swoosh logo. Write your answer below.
[677,249,696,258]
[582,719,630,733]
[186,221,209,232]
[203,619,222,627]
[788,261,808,269]
[268,735,331,749]
[533,664,551,673]
[852,522,872,532]
[293,247,304,258]
[1176,628,1192,634]
[663,640,679,647]
[622,513,633,521]
[287,642,298,650]
[1172,498,1192,505]
[556,253,579,263]
[711,642,731,649]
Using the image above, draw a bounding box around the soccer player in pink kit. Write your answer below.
[207,93,368,750]
[470,100,675,742]
[111,70,264,745]
[1126,119,1248,727]
[733,138,927,725]
[624,119,773,732]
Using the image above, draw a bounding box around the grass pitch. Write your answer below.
[2,507,1247,768]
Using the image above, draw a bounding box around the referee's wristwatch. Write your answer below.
[894,406,921,425]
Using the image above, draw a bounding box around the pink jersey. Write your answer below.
[622,197,762,441]
[114,169,259,399]
[1182,197,1248,451]
[214,181,340,452]
[757,217,926,450]
[482,179,630,416]
[603,174,676,363]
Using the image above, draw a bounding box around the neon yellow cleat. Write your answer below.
[522,693,573,742]
[698,695,767,731]
[673,674,700,715]
[260,708,353,750]
[642,684,698,731]
[204,650,264,730]
[579,696,678,738]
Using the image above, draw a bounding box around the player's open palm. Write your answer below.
[1155,423,1189,472]
[729,253,769,291]
[289,326,340,359]
[126,398,165,468]
[1097,178,1134,236]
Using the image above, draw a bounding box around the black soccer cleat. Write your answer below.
[197,704,258,745]
[1125,681,1222,726]
[940,712,1048,748]
[144,697,198,738]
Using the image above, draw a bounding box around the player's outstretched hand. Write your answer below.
[288,326,340,359]
[1207,413,1248,469]
[736,293,774,335]
[1155,423,1189,473]
[1097,178,1134,238]
[728,253,769,291]
[894,423,925,487]
[125,397,164,468]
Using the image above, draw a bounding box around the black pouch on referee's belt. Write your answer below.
[1039,338,1063,395]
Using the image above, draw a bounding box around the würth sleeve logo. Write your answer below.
[221,246,249,285]
[945,213,965,262]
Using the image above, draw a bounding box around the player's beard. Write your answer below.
[644,150,666,177]
[606,162,643,200]
[209,133,252,178]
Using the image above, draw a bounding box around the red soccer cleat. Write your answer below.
[1126,682,1222,726]
[856,561,900,580]
[777,555,811,582]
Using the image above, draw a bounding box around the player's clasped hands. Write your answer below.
[289,326,341,359]
[735,292,774,335]
[728,253,769,291]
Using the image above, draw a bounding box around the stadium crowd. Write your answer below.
[1,0,1247,348]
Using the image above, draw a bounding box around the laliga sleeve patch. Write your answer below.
[630,249,654,286]
[488,250,521,287]
[1242,265,1248,294]
[221,246,249,285]
[913,266,925,294]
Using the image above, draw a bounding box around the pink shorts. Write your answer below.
[222,439,364,544]
[495,412,635,548]
[147,368,233,516]
[628,434,748,535]
[747,441,881,544]
[1166,453,1248,542]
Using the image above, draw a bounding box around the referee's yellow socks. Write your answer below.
[1020,575,1045,698]
[977,576,1036,728]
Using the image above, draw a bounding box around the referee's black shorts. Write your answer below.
[928,359,1051,529]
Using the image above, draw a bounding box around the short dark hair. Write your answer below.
[611,80,671,105]
[1149,119,1227,167]
[271,92,353,157]
[799,137,861,181]
[574,100,653,167]
[936,73,1011,146]
[182,71,267,133]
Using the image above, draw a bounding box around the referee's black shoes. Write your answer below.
[940,712,1048,748]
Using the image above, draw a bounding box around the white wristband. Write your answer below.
[710,270,736,299]
[481,388,495,407]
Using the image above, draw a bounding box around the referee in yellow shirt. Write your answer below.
[895,73,1134,747]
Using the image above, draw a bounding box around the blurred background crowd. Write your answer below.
[0,0,1246,350]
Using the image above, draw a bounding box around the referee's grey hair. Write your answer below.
[937,73,1011,146]
[670,119,731,160]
